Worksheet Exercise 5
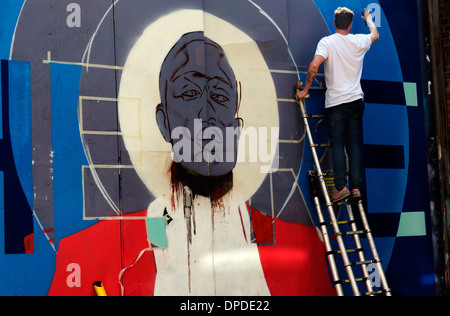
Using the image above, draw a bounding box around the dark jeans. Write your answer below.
[325,99,365,191]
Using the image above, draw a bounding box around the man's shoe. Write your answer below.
[349,189,362,203]
[331,187,350,203]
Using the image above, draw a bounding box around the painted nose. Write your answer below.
[197,99,218,125]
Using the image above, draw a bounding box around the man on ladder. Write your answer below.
[295,6,390,297]
[296,7,379,203]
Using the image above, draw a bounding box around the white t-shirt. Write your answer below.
[315,33,372,108]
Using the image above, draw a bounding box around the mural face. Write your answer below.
[157,32,241,178]
[0,0,441,296]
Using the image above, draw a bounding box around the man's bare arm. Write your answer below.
[363,8,379,44]
[306,69,318,84]
[296,55,325,101]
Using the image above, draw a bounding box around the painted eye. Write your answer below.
[211,93,229,103]
[181,90,201,99]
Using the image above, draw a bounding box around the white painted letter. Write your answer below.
[66,3,81,28]
[66,263,81,288]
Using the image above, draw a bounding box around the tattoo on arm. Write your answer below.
[306,70,317,83]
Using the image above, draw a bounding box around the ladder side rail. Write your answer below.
[299,99,361,296]
[313,196,344,296]
[345,205,374,294]
[356,202,392,296]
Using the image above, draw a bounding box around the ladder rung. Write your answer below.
[361,289,391,296]
[346,259,380,267]
[334,199,362,206]
[320,220,356,227]
[326,248,364,256]
[306,114,325,119]
[333,277,368,285]
[311,144,331,148]
[337,230,369,237]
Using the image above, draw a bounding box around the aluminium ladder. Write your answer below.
[297,82,391,296]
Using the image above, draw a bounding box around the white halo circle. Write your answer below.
[118,9,279,202]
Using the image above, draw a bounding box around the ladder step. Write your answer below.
[326,248,364,256]
[336,230,369,237]
[306,114,325,119]
[361,289,391,296]
[311,144,331,148]
[320,220,355,227]
[334,199,361,205]
[346,259,380,267]
[333,277,368,285]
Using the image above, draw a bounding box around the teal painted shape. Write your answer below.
[397,212,426,237]
[403,82,418,107]
[146,218,167,248]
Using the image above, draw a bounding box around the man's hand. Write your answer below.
[362,8,372,23]
[295,89,309,102]
[362,8,380,44]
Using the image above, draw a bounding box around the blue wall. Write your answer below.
[0,0,438,296]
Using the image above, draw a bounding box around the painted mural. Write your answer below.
[0,0,440,296]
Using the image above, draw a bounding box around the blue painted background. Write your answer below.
[0,0,438,296]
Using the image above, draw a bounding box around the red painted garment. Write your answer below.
[47,209,335,296]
